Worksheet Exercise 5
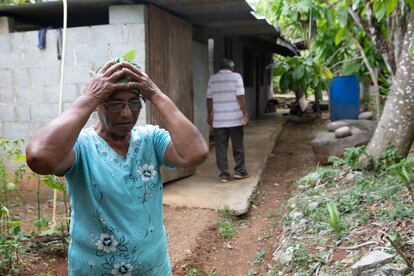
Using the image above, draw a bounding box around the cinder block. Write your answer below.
[40,48,60,68]
[62,84,79,103]
[0,68,13,87]
[109,5,146,25]
[122,23,146,44]
[9,32,25,51]
[15,85,34,104]
[0,87,16,103]
[2,122,29,139]
[0,103,15,121]
[13,68,31,86]
[62,65,91,84]
[92,25,124,45]
[69,44,107,67]
[19,48,44,69]
[29,67,60,85]
[0,52,19,69]
[23,30,39,48]
[66,26,94,46]
[31,103,59,121]
[15,104,31,121]
[42,84,62,104]
[0,34,11,51]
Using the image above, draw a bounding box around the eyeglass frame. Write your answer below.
[103,98,143,113]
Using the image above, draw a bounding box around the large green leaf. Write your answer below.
[386,0,398,16]
[335,28,345,45]
[274,66,286,76]
[43,175,65,191]
[15,154,26,161]
[279,73,290,91]
[8,220,21,228]
[407,0,414,10]
[343,62,361,75]
[322,67,334,79]
[123,49,137,62]
[373,0,386,21]
[293,65,305,80]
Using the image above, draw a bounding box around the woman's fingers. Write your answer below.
[111,82,139,91]
[97,60,115,74]
[107,68,130,82]
[102,62,127,78]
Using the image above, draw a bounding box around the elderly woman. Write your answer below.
[26,60,209,275]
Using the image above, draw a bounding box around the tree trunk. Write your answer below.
[366,14,414,159]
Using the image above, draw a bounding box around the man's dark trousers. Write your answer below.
[213,126,247,178]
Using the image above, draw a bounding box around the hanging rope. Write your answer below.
[52,0,68,227]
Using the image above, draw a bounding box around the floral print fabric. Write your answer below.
[64,125,172,275]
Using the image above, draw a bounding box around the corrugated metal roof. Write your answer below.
[0,0,298,55]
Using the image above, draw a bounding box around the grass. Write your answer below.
[218,219,237,238]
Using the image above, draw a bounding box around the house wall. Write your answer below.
[147,5,195,182]
[0,5,148,139]
[192,41,209,143]
[212,36,274,119]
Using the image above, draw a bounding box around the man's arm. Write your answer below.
[26,61,138,175]
[207,98,213,126]
[122,62,209,168]
[237,95,249,126]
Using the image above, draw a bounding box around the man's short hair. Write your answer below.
[220,58,235,70]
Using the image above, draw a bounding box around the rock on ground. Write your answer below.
[335,126,352,138]
[351,250,393,276]
[311,120,376,164]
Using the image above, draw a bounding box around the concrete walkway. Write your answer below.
[163,113,286,215]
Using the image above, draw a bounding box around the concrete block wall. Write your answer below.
[0,5,148,140]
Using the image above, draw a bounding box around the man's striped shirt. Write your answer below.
[207,69,245,128]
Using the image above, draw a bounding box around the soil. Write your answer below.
[8,116,324,275]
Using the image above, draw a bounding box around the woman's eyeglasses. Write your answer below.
[104,99,141,113]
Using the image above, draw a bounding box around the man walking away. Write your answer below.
[207,58,249,183]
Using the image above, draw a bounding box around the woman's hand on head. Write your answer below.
[83,60,140,103]
[117,62,162,101]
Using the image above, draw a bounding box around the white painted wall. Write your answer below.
[0,5,148,139]
[192,41,209,143]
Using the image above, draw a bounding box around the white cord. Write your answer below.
[52,0,68,228]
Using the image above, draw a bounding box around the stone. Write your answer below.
[351,251,393,276]
[311,120,376,165]
[273,247,294,265]
[359,263,409,276]
[335,126,352,138]
[359,111,374,120]
[289,211,304,220]
[327,121,349,132]
[307,202,319,211]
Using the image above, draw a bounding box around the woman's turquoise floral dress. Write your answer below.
[64,125,172,275]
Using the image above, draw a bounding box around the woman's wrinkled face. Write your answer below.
[97,90,141,138]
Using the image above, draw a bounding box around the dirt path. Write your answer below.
[171,118,324,275]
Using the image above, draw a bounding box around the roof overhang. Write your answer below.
[0,0,298,56]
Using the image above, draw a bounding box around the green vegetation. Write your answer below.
[185,267,217,276]
[0,138,69,274]
[218,219,237,239]
[273,145,414,273]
